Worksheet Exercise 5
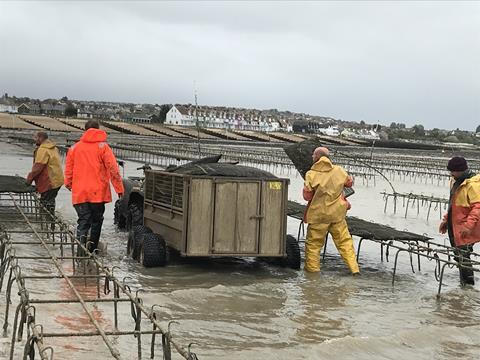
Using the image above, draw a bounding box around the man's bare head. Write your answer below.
[34,131,48,146]
[312,147,330,162]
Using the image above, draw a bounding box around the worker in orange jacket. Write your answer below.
[302,147,360,274]
[439,156,480,285]
[64,120,124,253]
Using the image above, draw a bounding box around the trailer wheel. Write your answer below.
[127,202,143,230]
[128,225,152,258]
[282,235,301,270]
[139,233,167,267]
[114,200,126,230]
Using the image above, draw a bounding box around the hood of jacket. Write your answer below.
[310,157,334,172]
[39,139,57,149]
[80,128,107,143]
[462,174,480,186]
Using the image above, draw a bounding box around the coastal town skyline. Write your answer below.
[1,2,478,130]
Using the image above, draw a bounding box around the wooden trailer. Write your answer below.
[128,170,300,268]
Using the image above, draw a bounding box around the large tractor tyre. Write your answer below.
[127,225,152,258]
[127,229,135,257]
[127,202,143,230]
[139,233,167,268]
[114,200,127,230]
[281,235,301,270]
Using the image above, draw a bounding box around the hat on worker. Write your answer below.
[447,156,468,172]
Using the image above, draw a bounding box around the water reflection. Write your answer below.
[293,273,353,342]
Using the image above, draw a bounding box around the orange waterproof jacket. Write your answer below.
[303,157,353,224]
[27,140,64,194]
[64,128,124,205]
[444,174,480,246]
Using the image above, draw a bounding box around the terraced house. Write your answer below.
[165,104,283,132]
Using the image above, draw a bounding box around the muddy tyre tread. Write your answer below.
[128,225,152,258]
[114,200,126,230]
[141,233,167,268]
[282,235,301,270]
[126,201,143,231]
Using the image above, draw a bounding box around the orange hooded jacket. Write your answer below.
[64,128,124,205]
[444,174,480,246]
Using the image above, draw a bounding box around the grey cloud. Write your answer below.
[0,1,478,130]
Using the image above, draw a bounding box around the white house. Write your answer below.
[319,126,340,136]
[0,103,17,113]
[266,120,280,132]
[165,105,195,126]
[341,128,380,140]
[77,109,93,119]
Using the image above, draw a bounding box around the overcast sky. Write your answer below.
[0,1,478,130]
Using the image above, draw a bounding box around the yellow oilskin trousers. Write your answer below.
[305,220,359,273]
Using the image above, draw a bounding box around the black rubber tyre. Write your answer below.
[132,231,146,261]
[127,202,143,230]
[127,225,152,258]
[139,233,167,267]
[114,200,126,230]
[281,235,301,270]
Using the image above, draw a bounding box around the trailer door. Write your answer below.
[213,180,261,254]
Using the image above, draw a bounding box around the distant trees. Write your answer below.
[149,105,171,123]
[412,124,425,137]
[158,104,171,123]
[476,125,480,133]
[64,104,77,117]
[389,122,406,129]
[429,128,441,139]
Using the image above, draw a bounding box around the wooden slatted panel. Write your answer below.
[259,180,287,255]
[186,179,213,255]
[212,182,237,253]
[235,182,260,253]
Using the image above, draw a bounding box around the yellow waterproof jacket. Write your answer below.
[303,157,352,224]
[445,174,480,246]
[26,140,64,193]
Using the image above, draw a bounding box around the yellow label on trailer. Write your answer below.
[269,182,282,190]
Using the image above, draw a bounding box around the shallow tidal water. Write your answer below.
[0,140,479,360]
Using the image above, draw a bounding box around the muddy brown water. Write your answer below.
[0,140,479,359]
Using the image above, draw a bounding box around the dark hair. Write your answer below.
[85,120,100,130]
[37,131,48,140]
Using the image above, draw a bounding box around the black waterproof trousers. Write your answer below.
[39,187,60,218]
[452,244,475,285]
[74,202,105,253]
